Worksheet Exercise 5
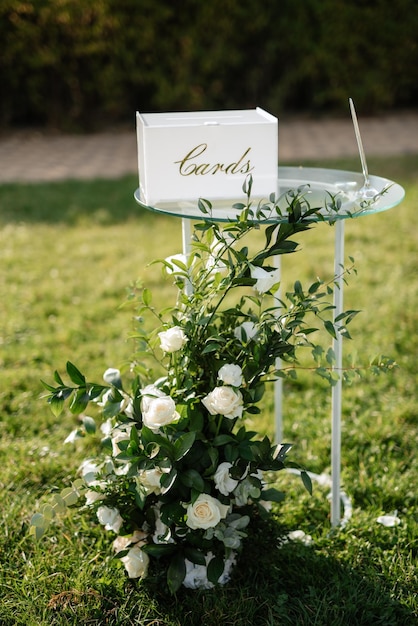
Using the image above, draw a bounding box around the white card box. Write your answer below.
[136,108,278,206]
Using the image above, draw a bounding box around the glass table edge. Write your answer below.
[133,166,405,224]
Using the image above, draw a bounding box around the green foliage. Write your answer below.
[0,156,417,622]
[0,0,417,129]
[32,179,362,593]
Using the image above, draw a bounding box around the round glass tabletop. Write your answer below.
[134,166,405,223]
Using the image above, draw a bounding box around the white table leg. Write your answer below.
[331,219,345,526]
[182,218,193,295]
[274,254,283,443]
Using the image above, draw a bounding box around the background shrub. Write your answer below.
[1,0,417,130]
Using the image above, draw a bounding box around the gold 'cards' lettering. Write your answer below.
[174,143,254,176]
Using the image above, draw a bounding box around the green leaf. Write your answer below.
[50,494,66,515]
[324,320,337,339]
[82,415,96,434]
[53,370,65,386]
[184,546,207,566]
[201,342,222,354]
[69,388,90,414]
[179,469,205,492]
[261,488,285,503]
[66,361,86,386]
[312,344,324,364]
[48,394,65,417]
[160,502,186,526]
[326,347,336,366]
[300,470,313,495]
[173,432,196,461]
[142,543,177,558]
[29,514,48,540]
[207,555,225,585]
[167,553,186,594]
[160,467,177,492]
[213,434,235,446]
[60,487,80,507]
[198,197,212,214]
[142,288,152,306]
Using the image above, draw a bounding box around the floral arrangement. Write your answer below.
[30,180,363,593]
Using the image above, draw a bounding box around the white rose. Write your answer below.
[142,392,180,432]
[158,326,187,353]
[214,462,239,496]
[141,384,164,411]
[284,530,313,545]
[120,545,150,578]
[111,424,132,456]
[250,265,280,294]
[103,367,122,387]
[217,363,243,387]
[113,530,147,553]
[202,386,243,419]
[85,488,106,505]
[97,505,123,533]
[186,494,229,530]
[136,467,168,496]
[234,321,257,342]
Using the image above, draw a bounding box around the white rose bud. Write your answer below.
[136,467,168,495]
[141,388,179,432]
[120,545,150,578]
[158,326,187,353]
[111,425,131,456]
[97,505,123,533]
[218,363,243,387]
[186,494,229,530]
[103,368,122,387]
[214,462,239,496]
[113,530,147,553]
[202,386,243,419]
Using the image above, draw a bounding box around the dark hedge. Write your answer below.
[1,0,417,130]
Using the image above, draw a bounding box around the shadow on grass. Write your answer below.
[141,522,415,626]
[58,516,415,626]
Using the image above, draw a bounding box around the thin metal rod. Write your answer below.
[331,219,345,526]
[274,254,283,443]
[349,97,370,185]
[181,218,193,295]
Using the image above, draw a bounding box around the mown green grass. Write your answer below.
[0,156,417,625]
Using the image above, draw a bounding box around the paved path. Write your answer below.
[0,111,417,183]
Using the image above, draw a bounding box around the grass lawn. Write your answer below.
[0,155,417,625]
